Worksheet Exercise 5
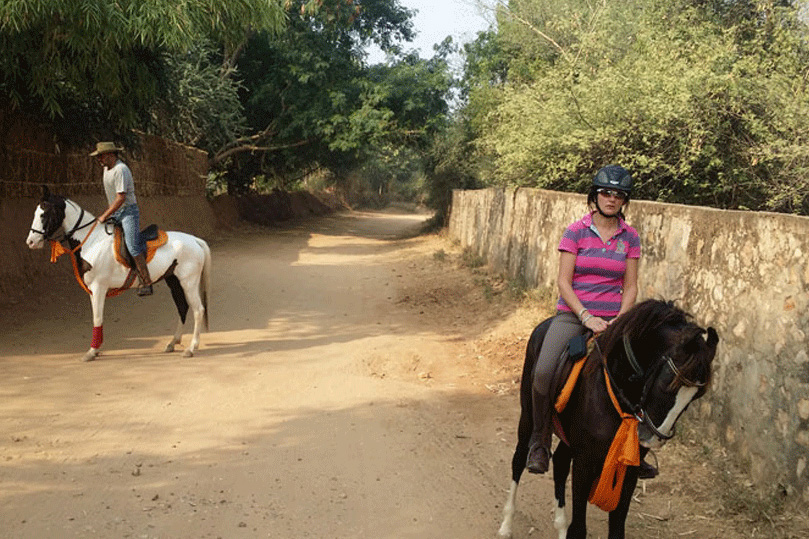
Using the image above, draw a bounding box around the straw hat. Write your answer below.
[89,141,124,156]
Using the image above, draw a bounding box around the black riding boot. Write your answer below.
[526,393,553,474]
[133,253,153,297]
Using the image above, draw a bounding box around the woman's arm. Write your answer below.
[616,257,639,318]
[557,251,608,333]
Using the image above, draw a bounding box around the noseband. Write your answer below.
[31,200,95,243]
[600,334,707,442]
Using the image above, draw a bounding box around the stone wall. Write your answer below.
[449,188,809,502]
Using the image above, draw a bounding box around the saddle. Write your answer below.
[112,223,168,268]
[549,333,594,443]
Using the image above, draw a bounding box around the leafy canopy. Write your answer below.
[460,0,809,214]
[0,0,286,139]
[217,0,456,194]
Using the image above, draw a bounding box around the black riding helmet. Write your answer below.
[593,164,632,194]
[588,165,632,218]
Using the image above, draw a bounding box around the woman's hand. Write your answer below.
[583,315,609,334]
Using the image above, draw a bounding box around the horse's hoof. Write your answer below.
[82,350,98,362]
[183,350,194,358]
[164,344,175,353]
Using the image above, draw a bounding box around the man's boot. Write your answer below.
[132,253,153,296]
[526,393,553,474]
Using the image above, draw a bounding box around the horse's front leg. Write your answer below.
[83,285,107,362]
[606,468,639,539]
[553,443,572,539]
[497,480,518,538]
[567,459,593,539]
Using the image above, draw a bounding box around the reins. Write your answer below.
[46,202,100,261]
[48,218,100,296]
[41,200,132,297]
[587,331,706,512]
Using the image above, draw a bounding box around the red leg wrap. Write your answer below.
[91,326,103,349]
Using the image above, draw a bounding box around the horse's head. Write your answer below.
[635,324,719,448]
[26,185,67,249]
[597,299,720,449]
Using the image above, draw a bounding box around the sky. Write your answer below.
[366,0,494,64]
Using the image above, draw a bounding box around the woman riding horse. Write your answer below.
[526,165,642,474]
[498,299,719,539]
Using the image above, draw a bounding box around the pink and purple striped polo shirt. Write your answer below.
[555,212,641,318]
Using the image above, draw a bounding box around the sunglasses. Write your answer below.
[597,188,627,200]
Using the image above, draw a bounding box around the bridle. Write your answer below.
[31,199,97,244]
[598,333,707,442]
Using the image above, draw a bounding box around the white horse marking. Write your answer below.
[554,506,569,539]
[640,386,699,449]
[27,194,211,361]
[497,480,518,538]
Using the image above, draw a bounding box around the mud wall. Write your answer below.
[449,187,809,502]
[0,110,214,297]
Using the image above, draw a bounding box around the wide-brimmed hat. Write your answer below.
[89,141,124,156]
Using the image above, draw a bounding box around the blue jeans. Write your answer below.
[112,204,145,257]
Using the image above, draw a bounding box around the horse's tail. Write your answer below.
[197,237,211,332]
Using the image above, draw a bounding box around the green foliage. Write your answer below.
[0,0,286,143]
[462,0,809,214]
[152,42,248,155]
[422,115,481,223]
[219,1,455,194]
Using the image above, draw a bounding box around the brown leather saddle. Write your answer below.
[112,223,168,269]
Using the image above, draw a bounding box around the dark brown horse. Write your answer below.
[498,299,719,539]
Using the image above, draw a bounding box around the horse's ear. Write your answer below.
[682,328,706,355]
[706,327,719,351]
[684,327,719,360]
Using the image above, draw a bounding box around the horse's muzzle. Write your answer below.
[638,423,673,449]
[26,234,45,249]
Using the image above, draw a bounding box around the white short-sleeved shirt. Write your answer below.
[102,159,137,207]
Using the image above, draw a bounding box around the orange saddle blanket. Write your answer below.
[113,225,168,267]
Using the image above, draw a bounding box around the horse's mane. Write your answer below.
[586,299,712,389]
[599,299,690,357]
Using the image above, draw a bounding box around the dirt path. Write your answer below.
[0,210,804,538]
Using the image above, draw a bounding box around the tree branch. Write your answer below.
[500,4,574,66]
[210,138,312,167]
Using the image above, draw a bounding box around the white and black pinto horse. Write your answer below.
[26,187,211,361]
[498,299,719,539]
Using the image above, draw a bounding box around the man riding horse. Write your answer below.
[91,141,153,296]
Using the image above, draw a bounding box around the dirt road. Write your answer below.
[0,210,803,538]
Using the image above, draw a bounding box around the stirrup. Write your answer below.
[638,452,659,479]
[137,284,153,297]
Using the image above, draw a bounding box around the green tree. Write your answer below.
[216,0,460,194]
[0,0,286,144]
[462,0,809,214]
